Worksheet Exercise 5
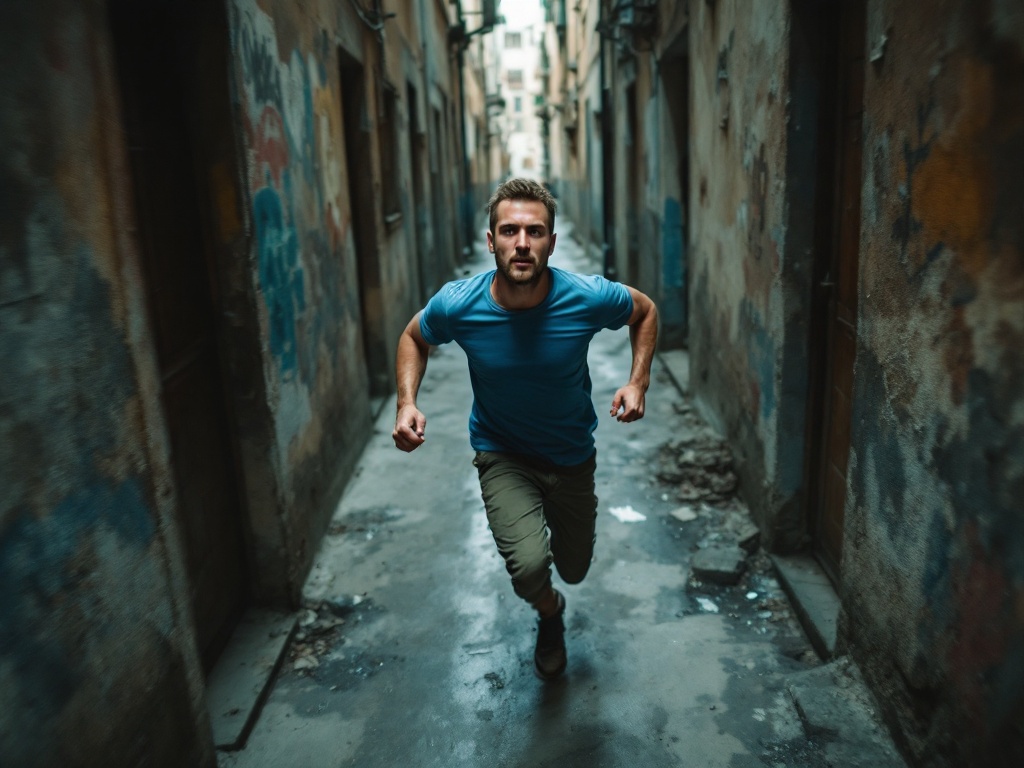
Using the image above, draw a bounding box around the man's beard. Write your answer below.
[496,256,546,287]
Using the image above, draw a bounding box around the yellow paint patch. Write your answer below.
[913,55,995,279]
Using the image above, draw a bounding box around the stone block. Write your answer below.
[691,544,747,585]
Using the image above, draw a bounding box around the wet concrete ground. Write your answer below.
[218,224,899,767]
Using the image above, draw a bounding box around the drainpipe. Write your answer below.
[599,0,615,280]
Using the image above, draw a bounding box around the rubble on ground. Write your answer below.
[286,595,369,674]
[657,402,739,503]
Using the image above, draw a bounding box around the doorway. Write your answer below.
[625,80,641,286]
[805,0,866,585]
[407,82,428,303]
[109,0,248,673]
[339,50,389,408]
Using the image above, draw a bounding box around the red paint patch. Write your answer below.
[255,105,288,187]
[946,524,1010,732]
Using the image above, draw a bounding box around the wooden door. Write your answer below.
[110,0,247,672]
[813,0,866,582]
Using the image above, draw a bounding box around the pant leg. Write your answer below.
[543,451,598,585]
[474,451,553,604]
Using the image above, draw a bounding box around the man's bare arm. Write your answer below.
[610,287,658,423]
[393,311,431,452]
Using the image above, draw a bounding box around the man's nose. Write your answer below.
[515,230,530,249]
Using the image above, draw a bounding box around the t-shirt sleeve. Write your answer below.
[592,277,633,330]
[419,286,453,345]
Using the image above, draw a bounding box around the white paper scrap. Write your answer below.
[608,505,647,523]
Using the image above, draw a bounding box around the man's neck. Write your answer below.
[491,268,551,310]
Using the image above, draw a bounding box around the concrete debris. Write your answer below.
[285,596,365,674]
[736,520,761,553]
[670,505,699,522]
[658,429,739,504]
[695,597,719,613]
[691,544,748,585]
[292,656,319,671]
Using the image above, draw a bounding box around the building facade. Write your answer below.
[542,0,1024,764]
[0,0,488,763]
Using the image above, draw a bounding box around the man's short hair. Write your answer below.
[487,178,557,233]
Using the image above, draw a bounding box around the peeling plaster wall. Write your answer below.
[842,2,1024,763]
[228,0,380,597]
[687,0,808,546]
[0,1,214,764]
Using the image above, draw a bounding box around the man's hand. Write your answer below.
[393,404,427,452]
[610,383,646,423]
[610,286,657,424]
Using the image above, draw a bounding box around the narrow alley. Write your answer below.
[217,228,901,768]
[3,0,1022,766]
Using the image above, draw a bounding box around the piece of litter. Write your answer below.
[670,506,698,523]
[468,649,493,656]
[695,597,719,613]
[608,505,646,523]
[746,591,758,600]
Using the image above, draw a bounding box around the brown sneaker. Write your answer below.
[534,590,567,680]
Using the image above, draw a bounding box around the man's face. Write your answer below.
[487,199,556,287]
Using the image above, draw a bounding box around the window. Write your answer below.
[507,69,523,89]
[514,96,522,113]
[505,31,522,48]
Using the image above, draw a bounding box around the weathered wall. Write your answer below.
[842,1,1024,764]
[687,0,812,547]
[0,1,214,764]
[228,0,384,598]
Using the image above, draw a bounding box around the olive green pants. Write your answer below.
[473,450,598,605]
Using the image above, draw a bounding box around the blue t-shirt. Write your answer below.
[420,266,633,465]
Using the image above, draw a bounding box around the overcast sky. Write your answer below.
[500,0,541,27]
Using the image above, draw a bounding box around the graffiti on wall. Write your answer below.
[233,0,348,388]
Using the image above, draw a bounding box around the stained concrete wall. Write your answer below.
[841,2,1024,764]
[227,0,374,598]
[226,0,464,601]
[604,0,689,347]
[0,1,214,764]
[2,0,470,761]
[687,0,814,550]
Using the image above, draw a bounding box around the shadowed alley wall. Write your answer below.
[687,0,813,551]
[0,1,215,764]
[227,0,374,601]
[688,0,1023,763]
[841,2,1024,764]
[1,0,472,762]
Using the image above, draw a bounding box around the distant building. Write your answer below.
[497,12,545,180]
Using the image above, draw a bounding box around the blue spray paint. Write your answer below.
[741,299,776,422]
[254,181,303,377]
